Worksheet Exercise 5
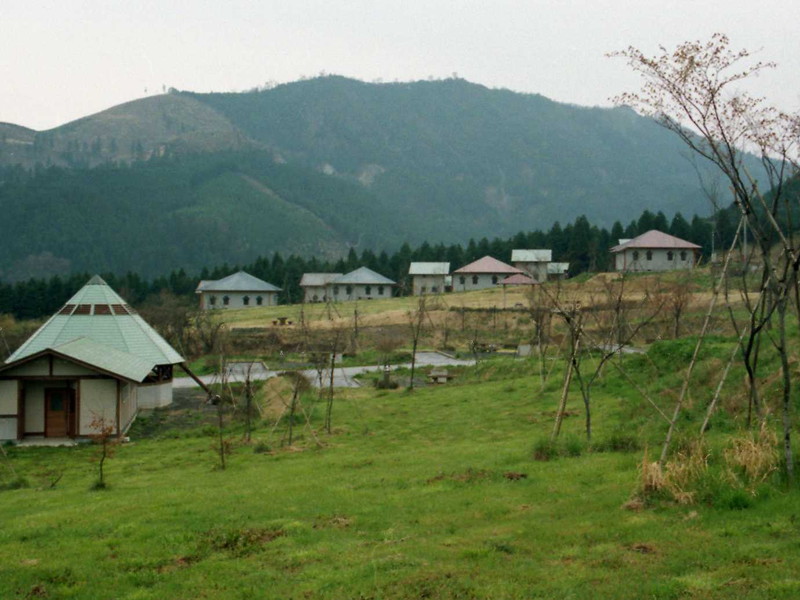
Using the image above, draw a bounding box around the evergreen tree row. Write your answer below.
[0,208,736,321]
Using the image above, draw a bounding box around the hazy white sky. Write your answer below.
[3,0,799,130]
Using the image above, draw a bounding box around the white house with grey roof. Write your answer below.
[196,271,281,309]
[300,273,343,303]
[511,249,552,282]
[409,262,450,295]
[327,267,396,301]
[610,230,701,272]
[0,276,192,442]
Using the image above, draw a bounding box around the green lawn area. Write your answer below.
[2,354,799,599]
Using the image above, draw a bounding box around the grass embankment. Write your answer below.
[2,345,799,599]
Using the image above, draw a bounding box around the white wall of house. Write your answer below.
[452,273,504,292]
[200,291,278,310]
[138,381,172,409]
[615,248,696,272]
[22,380,67,435]
[303,286,332,303]
[412,275,447,295]
[119,382,138,432]
[328,283,391,301]
[514,262,549,282]
[79,379,117,435]
[0,380,18,440]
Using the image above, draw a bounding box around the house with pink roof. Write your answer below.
[610,230,701,272]
[452,256,523,291]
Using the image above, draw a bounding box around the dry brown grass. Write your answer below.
[724,424,779,492]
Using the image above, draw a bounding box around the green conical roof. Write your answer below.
[7,276,184,366]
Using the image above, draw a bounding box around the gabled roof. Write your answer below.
[511,249,552,263]
[547,262,570,274]
[500,273,538,286]
[7,275,184,366]
[0,338,156,383]
[196,271,281,293]
[300,273,343,287]
[409,262,450,276]
[610,230,701,252]
[332,267,396,286]
[454,256,523,275]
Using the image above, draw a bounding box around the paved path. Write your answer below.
[174,352,475,390]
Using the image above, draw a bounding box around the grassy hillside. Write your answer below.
[2,351,799,599]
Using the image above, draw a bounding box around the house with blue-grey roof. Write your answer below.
[196,271,281,309]
[0,276,196,442]
[328,267,396,301]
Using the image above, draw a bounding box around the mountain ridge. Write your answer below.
[0,76,750,280]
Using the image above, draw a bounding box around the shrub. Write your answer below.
[595,431,641,453]
[532,438,558,461]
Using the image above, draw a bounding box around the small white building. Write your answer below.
[300,273,343,303]
[196,271,281,309]
[409,262,450,295]
[452,256,524,291]
[0,276,189,442]
[610,230,701,272]
[547,262,570,280]
[511,249,552,282]
[327,267,396,301]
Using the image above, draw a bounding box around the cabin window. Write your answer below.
[667,251,674,261]
[472,275,479,285]
[256,296,263,306]
[209,296,217,306]
[333,286,339,295]
[491,275,498,284]
[632,251,640,261]
[646,250,653,261]
[365,285,372,295]
[243,296,250,306]
[312,294,319,302]
[346,285,353,295]
[223,296,230,306]
[431,286,438,293]
[378,286,384,295]
[680,251,687,261]
[459,276,466,285]
[421,286,427,294]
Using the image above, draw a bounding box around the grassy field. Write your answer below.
[2,344,799,599]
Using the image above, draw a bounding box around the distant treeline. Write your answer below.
[0,207,739,321]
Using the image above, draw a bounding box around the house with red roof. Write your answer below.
[452,256,523,291]
[610,230,701,272]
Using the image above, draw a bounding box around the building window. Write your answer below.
[223,296,230,306]
[365,285,372,295]
[680,251,687,261]
[346,285,353,295]
[491,275,498,284]
[646,250,653,261]
[209,296,217,306]
[459,276,466,285]
[667,251,674,261]
[431,286,438,293]
[243,296,250,306]
[256,296,263,306]
[312,294,319,302]
[378,286,384,295]
[472,275,479,285]
[632,251,640,261]
[333,286,339,296]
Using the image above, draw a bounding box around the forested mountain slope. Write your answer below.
[0,76,758,279]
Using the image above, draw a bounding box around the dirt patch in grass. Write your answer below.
[199,527,286,557]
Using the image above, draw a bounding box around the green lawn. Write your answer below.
[1,354,799,599]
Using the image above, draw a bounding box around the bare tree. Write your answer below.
[407,295,428,390]
[613,35,799,480]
